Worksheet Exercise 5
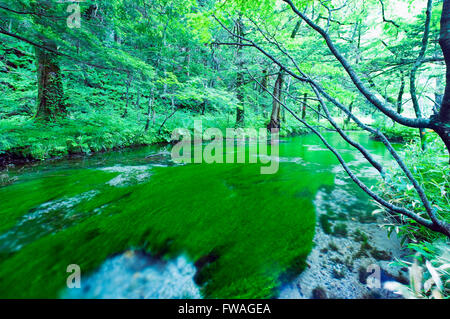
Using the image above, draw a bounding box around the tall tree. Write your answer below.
[33,1,66,120]
[436,0,450,159]
[268,69,284,131]
[235,15,245,126]
[34,42,65,120]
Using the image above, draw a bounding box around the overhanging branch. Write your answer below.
[282,0,431,129]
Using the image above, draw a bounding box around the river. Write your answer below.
[0,131,409,298]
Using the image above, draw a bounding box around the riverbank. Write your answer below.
[376,137,450,299]
[279,185,410,299]
[369,124,420,144]
[0,112,161,170]
[0,110,316,170]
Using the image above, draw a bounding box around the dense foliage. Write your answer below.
[379,134,449,242]
[1,1,446,162]
[1,0,449,299]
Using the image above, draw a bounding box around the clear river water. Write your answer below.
[0,131,406,298]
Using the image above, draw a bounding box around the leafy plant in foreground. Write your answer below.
[385,242,450,299]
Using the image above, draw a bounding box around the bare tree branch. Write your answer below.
[213,10,450,236]
[282,0,431,129]
[212,15,308,82]
[410,0,433,125]
[309,85,385,174]
[378,0,400,28]
[249,70,449,236]
[0,26,128,73]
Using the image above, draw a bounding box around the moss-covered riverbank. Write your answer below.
[0,110,315,169]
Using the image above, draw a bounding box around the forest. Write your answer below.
[0,0,449,300]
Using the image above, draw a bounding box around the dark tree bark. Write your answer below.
[235,16,245,126]
[145,90,155,131]
[345,101,354,128]
[397,72,405,115]
[34,42,65,120]
[267,69,284,131]
[301,93,307,119]
[122,74,132,118]
[261,69,268,92]
[434,0,450,162]
[291,21,301,39]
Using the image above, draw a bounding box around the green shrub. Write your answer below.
[372,121,419,143]
[385,242,449,299]
[378,134,449,242]
[378,134,449,298]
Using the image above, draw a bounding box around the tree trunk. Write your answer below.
[235,16,245,126]
[435,0,450,162]
[291,21,301,39]
[301,93,307,119]
[185,47,191,77]
[345,101,354,128]
[282,77,291,122]
[171,96,175,112]
[261,69,269,115]
[34,43,65,120]
[136,86,141,109]
[122,74,132,118]
[145,91,154,131]
[396,72,405,116]
[267,70,284,131]
[261,69,268,92]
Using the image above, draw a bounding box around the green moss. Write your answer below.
[319,214,332,234]
[0,169,118,234]
[332,223,348,237]
[352,229,369,243]
[344,256,353,271]
[373,124,419,143]
[328,242,339,252]
[326,211,347,221]
[0,163,322,298]
[353,241,372,260]
[330,256,343,264]
[351,232,391,261]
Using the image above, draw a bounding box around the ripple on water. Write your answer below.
[62,251,202,299]
[99,165,153,186]
[0,190,99,253]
